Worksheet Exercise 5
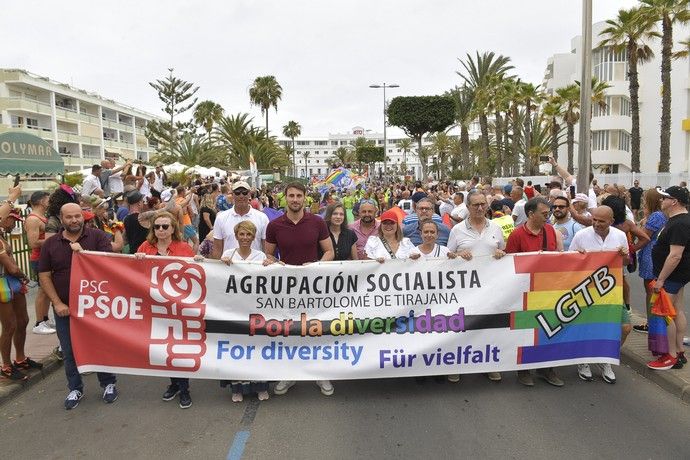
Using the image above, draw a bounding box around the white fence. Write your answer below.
[491,172,688,189]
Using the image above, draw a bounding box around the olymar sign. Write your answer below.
[69,251,624,380]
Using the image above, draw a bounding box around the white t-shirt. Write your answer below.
[569,226,628,253]
[82,174,102,196]
[438,200,454,218]
[139,180,152,199]
[221,247,267,262]
[108,171,124,194]
[451,203,469,221]
[512,199,527,226]
[417,244,450,259]
[153,172,165,192]
[398,199,413,215]
[447,218,505,255]
[588,187,598,210]
[213,207,269,252]
[365,236,421,260]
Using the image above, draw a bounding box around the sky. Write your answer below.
[2,0,639,138]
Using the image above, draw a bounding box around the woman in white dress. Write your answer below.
[220,220,276,402]
[416,219,456,260]
[365,209,421,262]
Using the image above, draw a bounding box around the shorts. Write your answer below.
[663,279,688,295]
[30,260,39,276]
[621,304,631,325]
[183,224,197,241]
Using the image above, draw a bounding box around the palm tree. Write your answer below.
[517,82,544,175]
[429,132,452,180]
[154,133,223,167]
[639,0,690,172]
[599,7,656,173]
[193,100,224,143]
[555,84,580,172]
[248,75,283,136]
[302,151,310,179]
[417,146,433,180]
[396,138,414,173]
[332,146,355,167]
[541,96,563,174]
[282,120,301,177]
[447,85,475,174]
[458,51,514,176]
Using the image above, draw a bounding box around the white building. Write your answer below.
[542,21,690,175]
[0,68,161,172]
[278,124,481,180]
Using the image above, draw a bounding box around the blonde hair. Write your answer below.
[234,220,257,237]
[377,220,402,242]
[146,211,183,245]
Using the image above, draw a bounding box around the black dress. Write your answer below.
[329,227,358,261]
[198,206,217,242]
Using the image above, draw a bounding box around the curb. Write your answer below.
[0,355,62,407]
[620,347,690,403]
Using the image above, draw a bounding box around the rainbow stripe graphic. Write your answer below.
[510,252,624,365]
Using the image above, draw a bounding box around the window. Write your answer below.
[592,130,609,151]
[317,168,322,175]
[619,130,631,152]
[331,141,338,146]
[593,96,611,117]
[297,140,310,146]
[593,46,627,82]
[620,97,630,117]
[341,141,348,145]
[315,140,327,146]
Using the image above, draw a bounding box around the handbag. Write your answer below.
[0,275,23,303]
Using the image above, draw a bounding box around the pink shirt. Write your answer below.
[350,219,380,260]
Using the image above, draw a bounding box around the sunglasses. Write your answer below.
[234,190,249,196]
[154,224,170,230]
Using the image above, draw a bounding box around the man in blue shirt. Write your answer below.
[403,198,450,246]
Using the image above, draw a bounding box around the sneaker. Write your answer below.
[53,346,64,361]
[316,380,334,396]
[179,391,192,409]
[647,354,677,370]
[257,390,270,401]
[599,363,616,384]
[486,372,502,382]
[64,390,83,410]
[577,364,593,381]
[632,323,648,334]
[13,357,43,370]
[447,374,460,383]
[32,321,56,335]
[273,380,296,395]
[1,365,28,381]
[46,318,56,328]
[162,385,179,401]
[517,370,534,387]
[684,337,689,346]
[677,352,687,365]
[102,384,118,403]
[537,368,564,387]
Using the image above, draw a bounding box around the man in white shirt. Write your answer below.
[211,181,269,258]
[82,164,104,197]
[568,205,629,385]
[450,193,468,224]
[510,186,527,226]
[153,164,167,192]
[397,190,413,215]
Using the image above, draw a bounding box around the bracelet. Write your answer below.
[2,199,14,206]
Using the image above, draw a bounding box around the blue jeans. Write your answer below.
[54,313,116,392]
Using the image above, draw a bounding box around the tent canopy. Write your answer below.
[0,132,64,175]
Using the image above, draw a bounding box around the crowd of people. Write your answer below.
[0,155,688,411]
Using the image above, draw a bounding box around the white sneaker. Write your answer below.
[600,363,616,384]
[46,318,56,328]
[447,374,460,383]
[273,380,296,395]
[683,336,689,346]
[577,364,593,381]
[316,380,334,396]
[32,321,56,335]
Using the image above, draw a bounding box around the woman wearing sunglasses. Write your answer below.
[135,210,199,409]
[365,209,421,262]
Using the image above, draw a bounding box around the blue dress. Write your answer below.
[638,211,667,280]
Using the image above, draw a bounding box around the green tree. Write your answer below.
[429,131,452,180]
[332,146,356,166]
[387,95,455,177]
[457,51,514,176]
[151,133,223,168]
[249,75,283,136]
[193,100,224,142]
[396,138,414,174]
[146,68,199,156]
[639,0,690,172]
[599,7,656,172]
[555,84,580,172]
[446,85,476,174]
[282,120,301,177]
[541,96,563,174]
[517,82,544,175]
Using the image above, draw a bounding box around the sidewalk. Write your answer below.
[0,290,688,404]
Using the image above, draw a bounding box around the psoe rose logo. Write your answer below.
[150,261,206,305]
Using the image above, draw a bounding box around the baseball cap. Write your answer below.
[232,181,250,191]
[82,210,95,221]
[160,189,173,202]
[379,209,399,224]
[657,186,689,204]
[572,193,589,204]
[126,191,144,205]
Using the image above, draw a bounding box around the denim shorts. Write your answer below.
[183,225,197,241]
[664,279,688,295]
[30,260,39,276]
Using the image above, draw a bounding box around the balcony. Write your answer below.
[0,97,53,116]
[57,130,102,146]
[102,118,133,132]
[79,111,101,125]
[0,124,53,141]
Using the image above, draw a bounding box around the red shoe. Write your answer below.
[647,354,678,370]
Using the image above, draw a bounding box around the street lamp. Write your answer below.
[369,83,399,179]
[576,0,592,193]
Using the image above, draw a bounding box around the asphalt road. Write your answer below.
[1,269,687,460]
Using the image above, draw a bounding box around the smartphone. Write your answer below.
[13,174,20,187]
[569,185,576,199]
[539,155,550,163]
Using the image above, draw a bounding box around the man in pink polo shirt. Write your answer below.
[350,199,380,260]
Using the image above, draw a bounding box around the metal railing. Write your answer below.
[5,207,34,281]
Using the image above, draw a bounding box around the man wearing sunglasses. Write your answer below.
[211,181,269,259]
[551,196,584,251]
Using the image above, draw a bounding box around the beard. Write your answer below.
[361,215,373,223]
[64,222,84,234]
